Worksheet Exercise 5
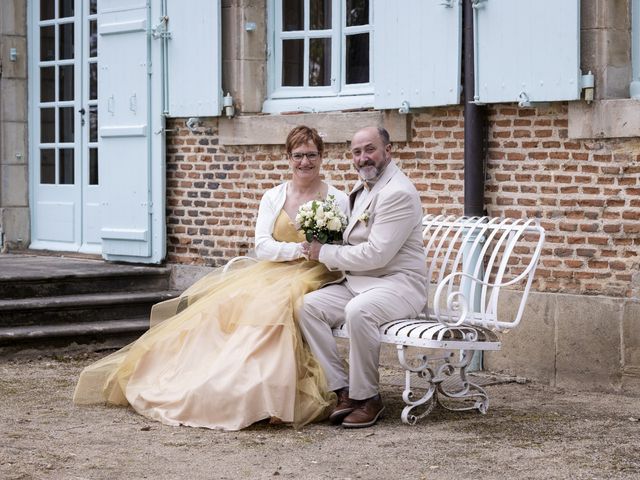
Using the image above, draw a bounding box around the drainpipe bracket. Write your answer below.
[580,71,595,104]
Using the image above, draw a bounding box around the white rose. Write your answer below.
[316,218,326,228]
[327,217,342,231]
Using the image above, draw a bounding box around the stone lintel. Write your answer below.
[218,111,409,146]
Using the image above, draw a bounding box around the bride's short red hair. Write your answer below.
[285,126,324,156]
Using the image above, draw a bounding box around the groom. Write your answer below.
[299,126,428,428]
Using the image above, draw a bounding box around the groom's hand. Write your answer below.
[308,240,323,261]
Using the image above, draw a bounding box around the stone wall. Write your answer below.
[0,0,29,249]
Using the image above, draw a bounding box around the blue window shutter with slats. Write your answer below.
[373,0,462,110]
[474,0,581,104]
[166,0,222,116]
[99,0,160,262]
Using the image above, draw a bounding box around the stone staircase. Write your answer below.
[0,254,180,349]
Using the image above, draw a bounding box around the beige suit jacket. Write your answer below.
[319,161,428,315]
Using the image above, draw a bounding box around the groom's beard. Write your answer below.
[357,164,380,182]
[356,160,388,184]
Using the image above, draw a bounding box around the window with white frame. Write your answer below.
[264,0,374,113]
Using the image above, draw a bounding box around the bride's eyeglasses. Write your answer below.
[290,152,320,161]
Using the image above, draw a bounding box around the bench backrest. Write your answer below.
[422,215,545,332]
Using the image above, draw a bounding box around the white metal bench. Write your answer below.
[225,214,545,425]
[333,214,545,424]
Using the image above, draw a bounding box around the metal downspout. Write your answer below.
[463,0,487,371]
[463,0,486,218]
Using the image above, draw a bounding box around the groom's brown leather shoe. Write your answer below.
[341,394,384,428]
[329,388,357,424]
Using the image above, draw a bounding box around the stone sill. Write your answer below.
[218,110,409,146]
[568,98,640,139]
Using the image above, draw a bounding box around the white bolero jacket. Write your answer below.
[254,182,349,262]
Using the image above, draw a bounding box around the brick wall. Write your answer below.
[165,103,640,299]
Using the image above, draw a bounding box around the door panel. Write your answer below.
[30,0,102,253]
[36,201,75,242]
[80,1,102,253]
[30,0,83,251]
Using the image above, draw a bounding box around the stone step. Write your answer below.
[0,291,180,327]
[0,317,150,345]
[0,255,171,299]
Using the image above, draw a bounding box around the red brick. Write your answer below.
[587,260,608,269]
[513,130,531,138]
[603,224,622,233]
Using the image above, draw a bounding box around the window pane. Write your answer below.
[59,107,74,143]
[346,33,369,84]
[40,108,55,143]
[346,0,369,27]
[90,0,98,15]
[59,149,75,185]
[89,63,98,100]
[59,65,74,101]
[309,38,331,86]
[59,0,74,18]
[59,23,74,60]
[282,39,304,86]
[283,0,303,31]
[40,67,55,102]
[310,0,331,30]
[41,1,55,21]
[90,20,98,57]
[89,148,99,185]
[40,26,55,61]
[89,106,98,142]
[40,150,55,184]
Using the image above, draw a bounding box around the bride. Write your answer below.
[73,126,349,430]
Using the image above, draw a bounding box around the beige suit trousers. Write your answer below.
[298,281,417,400]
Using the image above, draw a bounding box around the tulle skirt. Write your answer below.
[73,259,342,430]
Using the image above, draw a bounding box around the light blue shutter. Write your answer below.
[98,0,165,263]
[373,0,462,109]
[475,0,581,104]
[166,0,222,116]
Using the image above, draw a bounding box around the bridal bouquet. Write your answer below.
[296,195,348,244]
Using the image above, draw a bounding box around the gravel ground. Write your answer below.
[1,347,639,480]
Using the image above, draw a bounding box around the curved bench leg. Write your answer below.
[395,346,489,425]
[396,345,439,425]
[436,349,489,414]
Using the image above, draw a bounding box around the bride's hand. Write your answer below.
[301,242,310,260]
[307,240,322,261]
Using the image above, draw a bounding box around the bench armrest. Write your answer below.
[423,215,545,332]
[432,232,544,330]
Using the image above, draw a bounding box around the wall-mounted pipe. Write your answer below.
[462,0,488,371]
[463,0,487,217]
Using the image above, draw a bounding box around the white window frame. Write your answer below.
[263,0,374,113]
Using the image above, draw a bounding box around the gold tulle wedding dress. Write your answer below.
[73,211,342,430]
